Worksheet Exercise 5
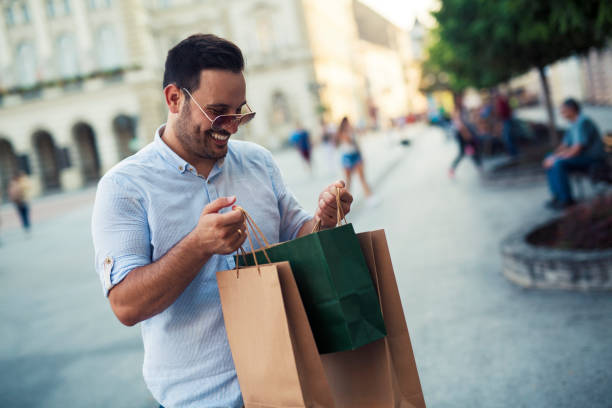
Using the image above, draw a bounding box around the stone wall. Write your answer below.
[501,225,612,290]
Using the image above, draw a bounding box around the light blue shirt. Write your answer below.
[91,125,311,407]
[562,114,605,159]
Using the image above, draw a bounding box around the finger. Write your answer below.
[202,196,236,215]
[319,210,336,227]
[220,220,247,239]
[339,189,353,204]
[332,179,346,189]
[321,191,337,207]
[318,198,337,216]
[216,207,245,225]
[228,227,248,249]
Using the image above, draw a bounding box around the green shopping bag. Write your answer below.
[237,201,387,354]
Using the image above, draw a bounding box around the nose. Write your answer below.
[223,119,240,134]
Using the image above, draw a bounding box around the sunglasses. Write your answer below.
[181,88,256,132]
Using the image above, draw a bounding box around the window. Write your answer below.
[89,0,111,10]
[255,16,275,54]
[20,2,29,23]
[5,1,31,26]
[46,0,55,17]
[16,42,37,87]
[270,91,291,126]
[4,7,15,26]
[57,34,79,77]
[96,25,121,69]
[46,0,71,17]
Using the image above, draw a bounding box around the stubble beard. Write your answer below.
[174,102,229,161]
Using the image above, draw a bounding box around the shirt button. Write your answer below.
[178,166,184,171]
[104,257,112,265]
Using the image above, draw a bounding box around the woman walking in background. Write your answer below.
[336,117,379,206]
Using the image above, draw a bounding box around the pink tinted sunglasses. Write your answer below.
[182,88,256,131]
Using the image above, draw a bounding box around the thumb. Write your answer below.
[202,196,236,215]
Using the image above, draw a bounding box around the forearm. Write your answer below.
[297,218,316,238]
[558,145,581,159]
[108,232,212,326]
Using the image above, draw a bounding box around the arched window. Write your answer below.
[96,25,121,69]
[16,42,37,86]
[57,33,79,77]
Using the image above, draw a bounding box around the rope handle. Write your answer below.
[233,206,272,276]
[312,186,347,233]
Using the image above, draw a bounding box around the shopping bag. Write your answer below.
[217,260,335,408]
[238,206,387,354]
[320,229,426,407]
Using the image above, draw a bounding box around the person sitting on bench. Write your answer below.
[542,98,606,210]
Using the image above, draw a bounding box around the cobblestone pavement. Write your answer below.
[1,125,611,407]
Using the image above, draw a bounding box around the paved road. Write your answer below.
[1,125,611,407]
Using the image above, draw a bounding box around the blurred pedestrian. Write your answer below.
[495,92,518,157]
[449,96,482,177]
[543,98,606,210]
[289,122,312,171]
[8,172,31,233]
[336,117,379,206]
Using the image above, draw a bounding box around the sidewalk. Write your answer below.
[1,125,611,407]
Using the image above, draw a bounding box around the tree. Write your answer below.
[426,0,612,143]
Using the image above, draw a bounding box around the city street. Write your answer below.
[1,125,611,407]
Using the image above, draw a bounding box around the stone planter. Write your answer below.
[500,223,612,290]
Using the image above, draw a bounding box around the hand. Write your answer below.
[543,156,556,169]
[315,180,353,228]
[191,196,247,256]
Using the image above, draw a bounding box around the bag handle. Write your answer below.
[233,206,272,277]
[312,186,347,233]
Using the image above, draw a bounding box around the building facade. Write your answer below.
[0,0,421,200]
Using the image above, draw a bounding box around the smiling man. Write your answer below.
[91,34,353,408]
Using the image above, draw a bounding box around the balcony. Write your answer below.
[0,65,141,108]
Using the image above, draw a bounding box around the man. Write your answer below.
[543,98,606,209]
[91,34,353,408]
[494,92,518,157]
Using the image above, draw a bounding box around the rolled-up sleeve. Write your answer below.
[264,152,312,242]
[91,175,151,297]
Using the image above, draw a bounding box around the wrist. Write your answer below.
[186,230,214,259]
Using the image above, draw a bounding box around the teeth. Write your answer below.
[211,132,229,141]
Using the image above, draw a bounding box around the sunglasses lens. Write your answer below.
[239,112,256,126]
[212,112,256,130]
[211,116,236,130]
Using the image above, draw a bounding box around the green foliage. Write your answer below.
[425,0,612,92]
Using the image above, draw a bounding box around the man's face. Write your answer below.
[174,70,247,160]
[560,104,578,122]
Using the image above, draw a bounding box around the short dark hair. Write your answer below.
[162,34,244,92]
[562,98,581,113]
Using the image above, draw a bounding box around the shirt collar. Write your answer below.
[154,124,227,178]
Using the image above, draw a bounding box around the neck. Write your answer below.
[161,122,217,178]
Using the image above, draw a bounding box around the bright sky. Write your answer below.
[359,0,438,29]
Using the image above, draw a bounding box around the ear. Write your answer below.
[164,84,183,114]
